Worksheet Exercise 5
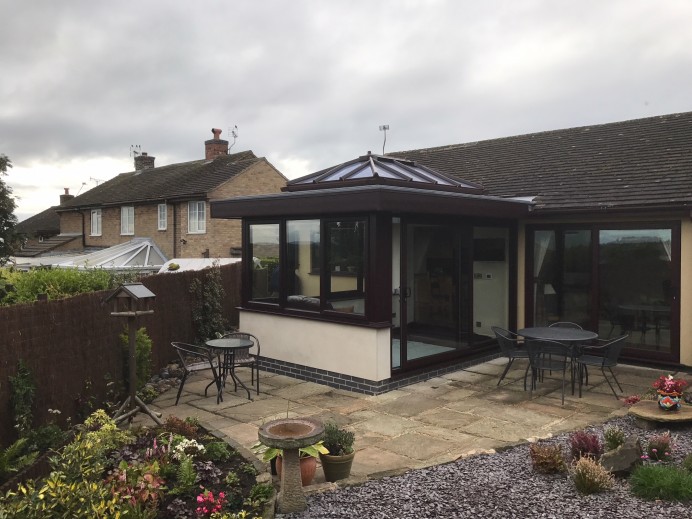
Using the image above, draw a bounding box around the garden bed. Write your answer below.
[0,411,274,518]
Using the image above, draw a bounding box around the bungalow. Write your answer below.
[211,112,692,394]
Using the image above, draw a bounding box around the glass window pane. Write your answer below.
[533,230,557,326]
[286,220,320,310]
[599,229,672,353]
[158,204,167,230]
[121,206,134,235]
[561,230,591,327]
[249,223,280,304]
[326,219,366,315]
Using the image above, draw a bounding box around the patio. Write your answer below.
[137,359,668,486]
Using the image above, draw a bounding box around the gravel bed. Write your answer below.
[281,416,692,519]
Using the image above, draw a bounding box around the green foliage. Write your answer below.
[571,456,614,495]
[682,453,692,473]
[630,464,692,502]
[121,326,153,391]
[240,462,258,476]
[172,456,198,496]
[1,267,119,305]
[1,471,122,518]
[106,459,166,515]
[321,421,355,456]
[0,438,38,483]
[9,360,35,438]
[25,424,66,453]
[603,425,626,451]
[529,443,566,474]
[164,415,201,439]
[0,154,18,266]
[569,430,603,460]
[190,262,229,342]
[204,441,232,462]
[225,470,240,486]
[245,482,273,509]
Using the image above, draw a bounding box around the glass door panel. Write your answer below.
[561,230,591,327]
[598,229,672,353]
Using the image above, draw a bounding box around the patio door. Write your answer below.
[392,220,461,370]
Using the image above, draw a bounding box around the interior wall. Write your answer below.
[473,227,509,337]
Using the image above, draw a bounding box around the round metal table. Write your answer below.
[206,337,254,400]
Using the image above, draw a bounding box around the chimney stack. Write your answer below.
[60,188,74,205]
[134,152,156,171]
[205,128,229,159]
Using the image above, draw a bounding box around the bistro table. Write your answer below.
[206,337,254,401]
[517,327,599,395]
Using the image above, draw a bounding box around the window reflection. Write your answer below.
[286,220,321,310]
[249,223,280,304]
[326,219,366,315]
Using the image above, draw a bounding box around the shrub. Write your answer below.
[172,456,198,496]
[569,430,603,460]
[246,482,273,508]
[644,431,673,462]
[321,421,355,456]
[164,415,201,439]
[0,438,38,483]
[225,471,241,486]
[529,443,566,474]
[630,464,692,502]
[204,441,232,462]
[603,425,626,451]
[571,457,614,495]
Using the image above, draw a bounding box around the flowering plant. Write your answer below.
[195,489,226,516]
[652,375,688,394]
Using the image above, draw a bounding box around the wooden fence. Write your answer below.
[0,262,241,446]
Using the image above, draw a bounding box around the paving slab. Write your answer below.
[460,417,535,443]
[468,405,557,428]
[352,413,422,437]
[349,446,414,477]
[372,393,446,418]
[269,381,333,401]
[416,407,483,429]
[378,431,458,461]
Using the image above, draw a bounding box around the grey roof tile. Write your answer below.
[58,150,259,209]
[393,112,692,211]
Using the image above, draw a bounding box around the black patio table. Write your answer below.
[517,327,598,395]
[205,337,254,401]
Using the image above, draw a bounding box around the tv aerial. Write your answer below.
[130,144,141,157]
[228,125,239,152]
[379,125,390,155]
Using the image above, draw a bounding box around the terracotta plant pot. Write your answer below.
[319,451,355,482]
[275,455,317,486]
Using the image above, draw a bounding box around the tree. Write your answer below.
[0,154,18,265]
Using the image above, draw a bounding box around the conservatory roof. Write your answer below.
[285,152,485,194]
[54,238,167,270]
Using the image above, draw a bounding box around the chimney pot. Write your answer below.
[60,188,75,205]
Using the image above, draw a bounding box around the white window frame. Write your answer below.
[188,201,206,234]
[158,204,167,231]
[90,209,102,236]
[121,206,134,235]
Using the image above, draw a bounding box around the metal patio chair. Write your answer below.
[492,326,530,390]
[574,334,628,399]
[525,338,572,405]
[549,321,583,329]
[171,342,222,404]
[221,332,261,395]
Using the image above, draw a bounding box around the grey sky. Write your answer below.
[3,0,692,221]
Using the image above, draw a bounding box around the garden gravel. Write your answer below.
[280,416,692,519]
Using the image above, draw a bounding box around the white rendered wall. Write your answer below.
[240,311,392,381]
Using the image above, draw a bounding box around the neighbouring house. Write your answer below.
[211,111,692,394]
[13,188,80,257]
[50,128,286,262]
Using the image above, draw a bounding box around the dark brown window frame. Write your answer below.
[525,221,681,364]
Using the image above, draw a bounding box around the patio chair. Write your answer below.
[549,321,583,329]
[574,334,628,399]
[491,326,530,390]
[525,338,572,405]
[221,332,261,395]
[171,342,221,405]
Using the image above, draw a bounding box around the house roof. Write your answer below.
[392,111,692,213]
[13,233,81,258]
[57,150,260,210]
[14,206,60,236]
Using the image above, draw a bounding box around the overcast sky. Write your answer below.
[3,0,692,221]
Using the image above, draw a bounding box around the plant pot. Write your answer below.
[319,451,355,482]
[657,391,682,411]
[275,455,317,486]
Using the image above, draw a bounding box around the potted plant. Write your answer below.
[319,421,356,482]
[253,441,328,486]
[652,374,688,411]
